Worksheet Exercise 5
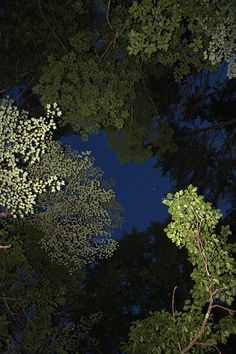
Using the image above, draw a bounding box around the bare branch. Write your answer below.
[181,295,214,353]
[196,341,222,354]
[37,0,68,54]
[212,304,236,314]
[179,205,219,353]
[0,244,12,250]
[172,286,178,318]
[0,88,8,94]
[106,0,113,31]
[195,119,236,133]
[97,31,120,64]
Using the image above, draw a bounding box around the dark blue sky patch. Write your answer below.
[60,131,172,238]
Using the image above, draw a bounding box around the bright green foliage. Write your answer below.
[164,186,236,307]
[34,46,177,163]
[0,98,64,218]
[30,2,179,163]
[128,0,235,81]
[124,186,236,353]
[0,99,121,270]
[27,140,121,271]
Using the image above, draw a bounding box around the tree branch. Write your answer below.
[37,0,68,54]
[172,286,178,318]
[180,207,216,353]
[106,0,113,31]
[181,293,214,353]
[97,31,120,64]
[212,304,236,314]
[0,244,12,250]
[196,119,236,133]
[195,341,222,354]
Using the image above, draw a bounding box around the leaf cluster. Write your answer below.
[124,186,236,353]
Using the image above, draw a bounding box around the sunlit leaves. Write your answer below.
[0,98,64,218]
[125,186,236,353]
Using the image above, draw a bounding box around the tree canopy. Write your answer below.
[0,0,235,352]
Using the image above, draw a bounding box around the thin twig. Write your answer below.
[171,286,182,352]
[171,286,178,319]
[179,207,216,353]
[106,0,113,31]
[2,294,17,318]
[142,76,159,117]
[0,88,8,94]
[195,341,222,354]
[37,0,68,54]
[212,304,236,314]
[15,55,20,82]
[181,292,214,353]
[0,296,24,301]
[97,31,120,64]
[0,244,12,250]
[15,76,35,102]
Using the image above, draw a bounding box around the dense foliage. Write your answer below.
[33,0,236,164]
[0,0,235,353]
[73,222,191,353]
[28,141,121,270]
[0,224,100,353]
[124,186,236,353]
[0,99,63,218]
[0,99,122,270]
[2,0,235,164]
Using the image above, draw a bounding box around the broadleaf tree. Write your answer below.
[0,98,122,270]
[0,98,64,220]
[0,223,101,353]
[33,0,236,164]
[1,1,235,164]
[124,185,236,353]
[27,140,122,271]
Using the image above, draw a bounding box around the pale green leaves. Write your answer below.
[204,13,236,79]
[28,141,121,271]
[0,98,63,218]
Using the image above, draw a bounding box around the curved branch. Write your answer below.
[172,286,178,318]
[181,292,214,353]
[37,0,68,54]
[0,244,12,250]
[196,341,221,354]
[106,0,113,31]
[212,304,236,314]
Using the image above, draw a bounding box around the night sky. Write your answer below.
[61,131,172,238]
[8,85,172,238]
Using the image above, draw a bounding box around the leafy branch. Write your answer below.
[125,185,236,353]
